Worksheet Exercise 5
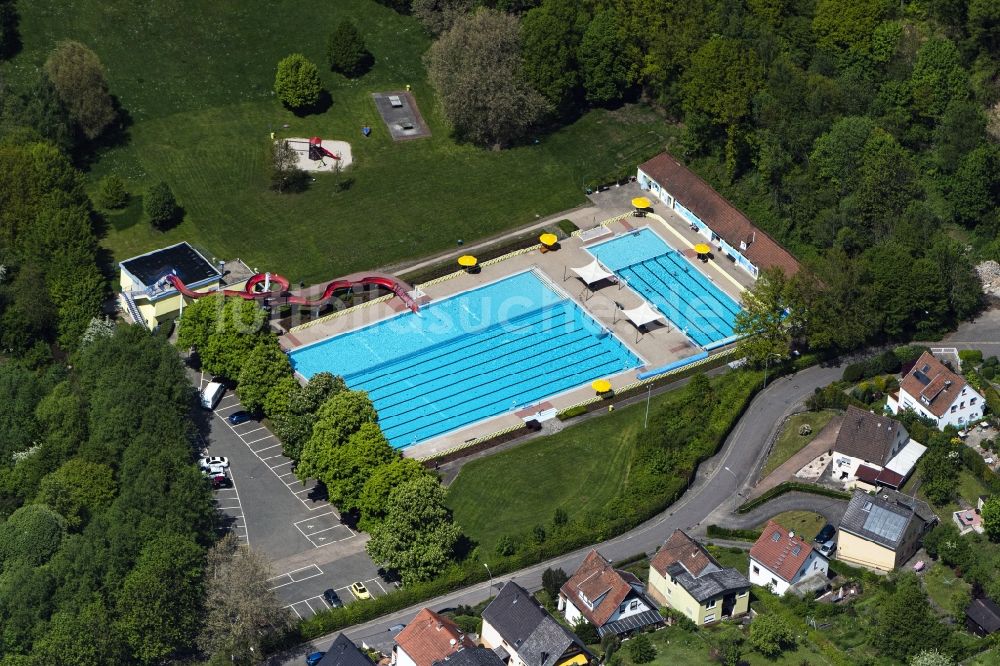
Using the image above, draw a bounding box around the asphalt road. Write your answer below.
[274,360,846,664]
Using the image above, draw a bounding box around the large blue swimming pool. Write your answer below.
[289,270,641,448]
[588,228,742,348]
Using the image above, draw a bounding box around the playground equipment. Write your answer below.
[284,137,342,161]
[162,270,419,312]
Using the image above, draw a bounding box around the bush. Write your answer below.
[982,365,996,380]
[327,19,372,77]
[842,363,865,383]
[144,181,179,230]
[495,535,517,556]
[557,405,588,420]
[556,219,579,235]
[960,349,984,372]
[737,482,850,514]
[95,174,128,209]
[274,53,322,109]
[626,634,656,663]
[749,614,795,658]
[573,619,599,645]
[706,525,762,541]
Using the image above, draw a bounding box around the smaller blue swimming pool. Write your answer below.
[588,228,742,348]
[289,270,641,448]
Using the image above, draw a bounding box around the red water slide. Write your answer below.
[165,272,419,312]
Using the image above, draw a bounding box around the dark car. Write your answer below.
[322,588,343,608]
[815,523,836,544]
[227,410,252,425]
[306,652,326,666]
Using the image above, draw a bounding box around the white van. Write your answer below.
[200,381,225,410]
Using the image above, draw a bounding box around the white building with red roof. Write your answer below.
[748,521,829,596]
[393,608,474,666]
[886,351,984,429]
[558,550,662,637]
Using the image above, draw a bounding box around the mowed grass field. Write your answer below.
[7,1,675,282]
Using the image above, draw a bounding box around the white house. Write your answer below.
[749,521,829,596]
[558,550,663,637]
[636,153,801,279]
[887,352,984,429]
[830,406,926,489]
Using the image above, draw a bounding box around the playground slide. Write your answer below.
[165,272,419,312]
[315,145,340,160]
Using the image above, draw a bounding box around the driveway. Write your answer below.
[711,492,849,531]
[273,360,846,663]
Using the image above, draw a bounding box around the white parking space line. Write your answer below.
[240,426,266,435]
[287,604,303,620]
[224,471,250,547]
[246,434,274,445]
[255,443,282,453]
[270,460,294,469]
[268,563,323,589]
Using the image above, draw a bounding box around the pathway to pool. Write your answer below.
[279,193,754,459]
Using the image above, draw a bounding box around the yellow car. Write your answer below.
[350,581,371,600]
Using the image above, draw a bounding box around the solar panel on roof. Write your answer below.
[914,370,931,385]
[862,506,908,543]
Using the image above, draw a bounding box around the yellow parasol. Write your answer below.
[539,233,558,247]
[693,243,711,255]
[631,197,652,209]
[457,255,478,267]
[592,379,612,393]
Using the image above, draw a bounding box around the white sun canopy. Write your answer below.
[570,260,614,285]
[622,302,664,328]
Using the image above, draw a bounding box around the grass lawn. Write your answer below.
[760,410,838,477]
[759,511,827,540]
[917,469,990,523]
[7,1,677,283]
[705,544,749,571]
[628,626,834,666]
[922,563,971,616]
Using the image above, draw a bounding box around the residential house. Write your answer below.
[435,648,508,666]
[481,582,590,666]
[636,152,801,278]
[886,351,984,429]
[393,608,474,666]
[748,521,829,596]
[317,634,374,666]
[647,529,750,625]
[558,550,663,637]
[836,489,937,573]
[831,406,925,489]
[966,598,1000,637]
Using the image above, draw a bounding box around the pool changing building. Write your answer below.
[637,153,801,279]
[118,242,253,330]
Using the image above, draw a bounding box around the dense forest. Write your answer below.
[396,0,1000,352]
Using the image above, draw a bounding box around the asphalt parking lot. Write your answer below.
[196,373,394,619]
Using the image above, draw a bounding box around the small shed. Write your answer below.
[966,598,1000,637]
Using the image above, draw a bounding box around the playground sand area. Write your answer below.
[283,138,353,172]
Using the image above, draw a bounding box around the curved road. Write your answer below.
[275,361,844,664]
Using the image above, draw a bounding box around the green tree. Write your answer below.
[31,597,123,666]
[237,338,292,414]
[578,9,631,105]
[948,143,999,226]
[748,613,795,658]
[715,624,744,666]
[425,8,549,148]
[178,296,269,379]
[812,0,893,61]
[909,37,967,121]
[626,634,655,663]
[306,422,396,512]
[734,267,801,365]
[366,475,462,583]
[911,649,956,666]
[95,174,129,209]
[541,567,568,600]
[357,457,427,527]
[967,0,1000,56]
[572,619,598,644]
[274,53,322,110]
[0,503,66,567]
[115,533,204,664]
[810,116,876,195]
[270,138,307,193]
[867,573,949,660]
[298,390,379,481]
[144,181,179,230]
[981,496,1000,542]
[412,0,475,35]
[37,459,116,530]
[520,0,584,114]
[0,0,19,59]
[43,40,117,140]
[7,72,76,153]
[327,19,372,77]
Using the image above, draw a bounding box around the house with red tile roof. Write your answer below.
[636,153,801,279]
[886,351,984,429]
[647,530,750,625]
[558,550,663,638]
[393,608,474,666]
[748,521,829,596]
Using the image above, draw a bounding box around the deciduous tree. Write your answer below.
[357,457,427,527]
[981,496,1000,542]
[298,390,379,481]
[0,503,66,566]
[37,459,116,530]
[236,338,292,413]
[274,53,322,110]
[306,422,396,512]
[867,573,949,660]
[43,40,116,140]
[520,0,585,114]
[748,614,795,658]
[412,0,475,35]
[734,267,802,365]
[579,9,631,105]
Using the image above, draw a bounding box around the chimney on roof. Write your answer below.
[945,380,952,388]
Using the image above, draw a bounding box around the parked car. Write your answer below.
[350,581,371,600]
[306,652,326,666]
[323,588,343,608]
[210,474,232,490]
[815,523,835,544]
[389,623,406,633]
[819,540,837,556]
[198,456,230,470]
[227,410,252,425]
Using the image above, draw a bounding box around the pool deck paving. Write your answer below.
[279,197,755,460]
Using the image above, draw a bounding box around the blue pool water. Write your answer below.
[588,228,742,348]
[289,271,640,448]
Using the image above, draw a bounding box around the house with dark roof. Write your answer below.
[558,550,663,637]
[481,582,590,666]
[118,242,253,330]
[434,647,508,666]
[393,608,474,666]
[887,351,984,429]
[636,153,801,279]
[647,530,750,626]
[836,489,937,572]
[748,521,829,596]
[317,634,375,666]
[830,406,925,490]
[966,598,1000,637]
